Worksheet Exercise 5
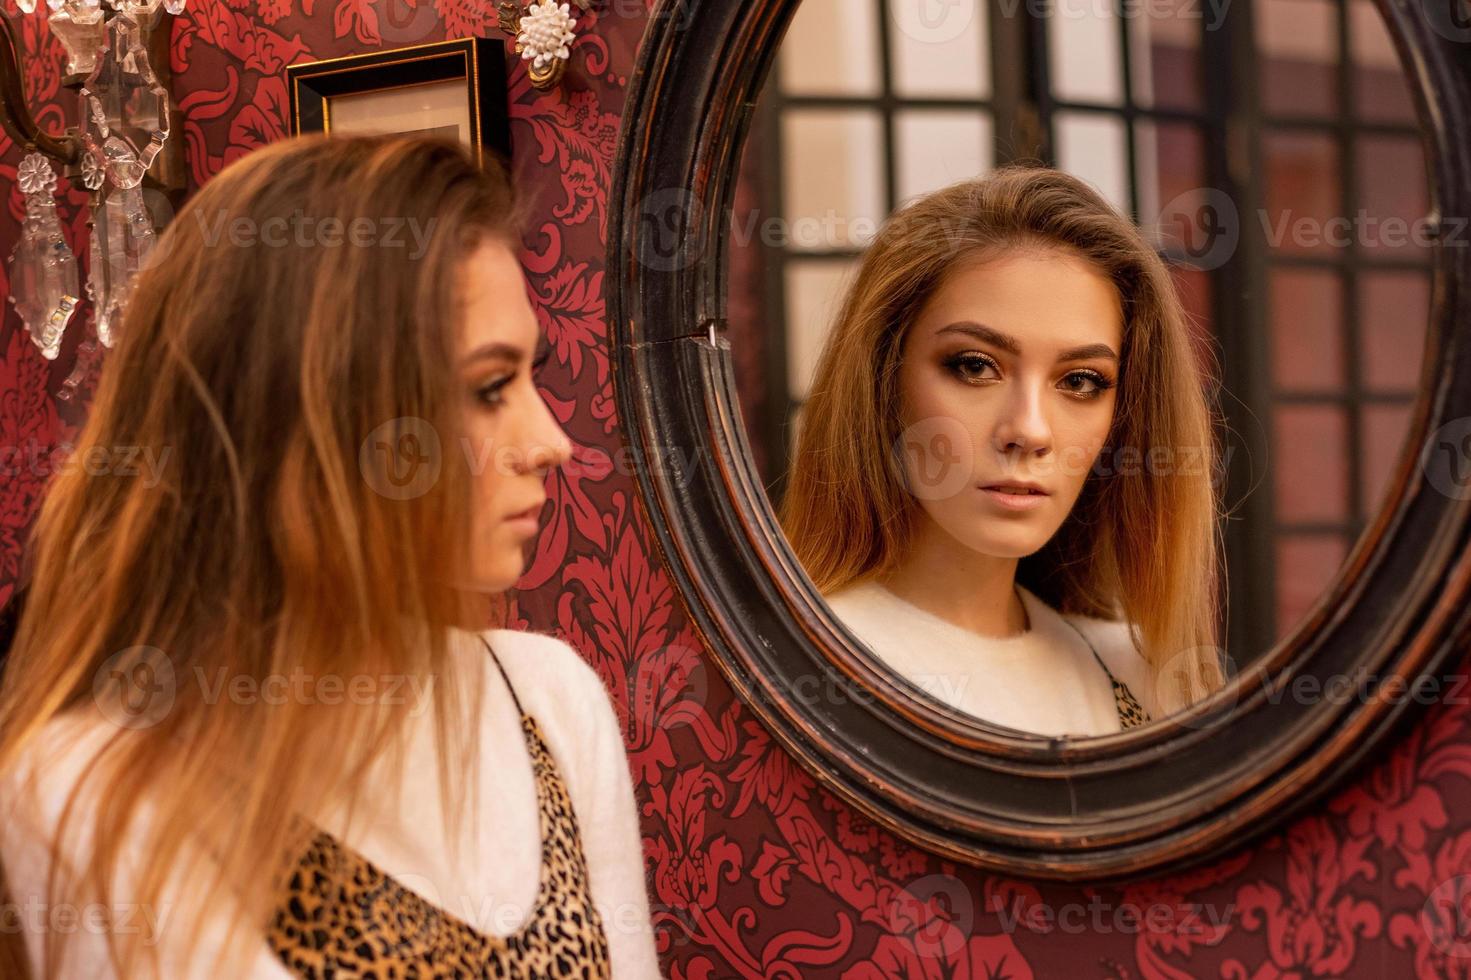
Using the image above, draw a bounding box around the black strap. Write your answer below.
[1057,615,1119,685]
[1057,615,1151,726]
[480,634,528,717]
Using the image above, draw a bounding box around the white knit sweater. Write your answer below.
[824,580,1156,736]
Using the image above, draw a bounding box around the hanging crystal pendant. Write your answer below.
[101,0,178,19]
[6,154,81,360]
[10,0,185,383]
[47,5,109,77]
[87,177,156,348]
[79,11,169,189]
[56,335,103,402]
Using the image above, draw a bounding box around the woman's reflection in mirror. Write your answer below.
[780,166,1230,736]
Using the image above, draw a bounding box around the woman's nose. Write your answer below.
[993,383,1052,456]
[520,398,573,475]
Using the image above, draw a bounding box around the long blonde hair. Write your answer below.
[0,133,520,977]
[779,165,1227,714]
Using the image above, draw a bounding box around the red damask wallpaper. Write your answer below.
[2,2,1468,977]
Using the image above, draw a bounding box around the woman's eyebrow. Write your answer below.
[936,321,1118,363]
[461,341,524,365]
[1057,343,1118,363]
[937,321,1021,354]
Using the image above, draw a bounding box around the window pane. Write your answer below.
[1128,1,1203,111]
[785,259,858,401]
[779,0,881,96]
[894,109,993,203]
[1172,266,1216,373]
[781,109,886,251]
[1055,111,1130,217]
[1359,271,1429,393]
[1350,0,1415,124]
[1276,533,1349,638]
[887,0,990,98]
[1135,119,1205,242]
[1269,269,1343,393]
[1257,0,1340,117]
[1356,135,1430,258]
[1262,129,1341,257]
[1360,402,1415,519]
[1048,0,1124,106]
[1274,404,1349,523]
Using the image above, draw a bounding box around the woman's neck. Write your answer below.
[875,515,1029,638]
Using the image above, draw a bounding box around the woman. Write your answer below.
[781,166,1228,735]
[0,135,658,977]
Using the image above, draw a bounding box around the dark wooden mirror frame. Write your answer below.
[607,0,1471,880]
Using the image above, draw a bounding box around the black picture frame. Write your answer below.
[286,36,511,167]
[606,0,1471,881]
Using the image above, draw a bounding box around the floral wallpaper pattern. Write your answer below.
[2,1,1468,976]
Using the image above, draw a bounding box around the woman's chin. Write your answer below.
[463,555,531,595]
[934,525,1054,561]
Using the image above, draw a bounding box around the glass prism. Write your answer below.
[7,199,81,361]
[87,183,156,348]
[79,12,170,189]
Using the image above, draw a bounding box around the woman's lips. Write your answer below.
[980,486,1049,511]
[504,500,546,535]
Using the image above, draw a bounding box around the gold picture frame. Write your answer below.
[286,37,511,168]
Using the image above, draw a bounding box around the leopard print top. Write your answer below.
[265,642,612,978]
[1108,674,1150,729]
[1058,617,1152,730]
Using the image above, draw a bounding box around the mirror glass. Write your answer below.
[726,0,1432,736]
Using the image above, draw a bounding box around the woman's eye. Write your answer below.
[476,375,514,407]
[944,352,998,383]
[1061,371,1115,398]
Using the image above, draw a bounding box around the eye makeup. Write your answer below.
[939,350,1117,399]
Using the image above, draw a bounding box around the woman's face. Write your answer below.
[457,239,572,592]
[895,247,1123,560]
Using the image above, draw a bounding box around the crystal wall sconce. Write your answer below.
[1,0,183,395]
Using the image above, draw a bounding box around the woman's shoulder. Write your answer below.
[823,577,881,604]
[1017,586,1157,710]
[1055,609,1159,716]
[1,708,119,833]
[471,626,620,733]
[467,628,637,848]
[0,709,294,979]
[822,578,904,628]
[477,626,608,688]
